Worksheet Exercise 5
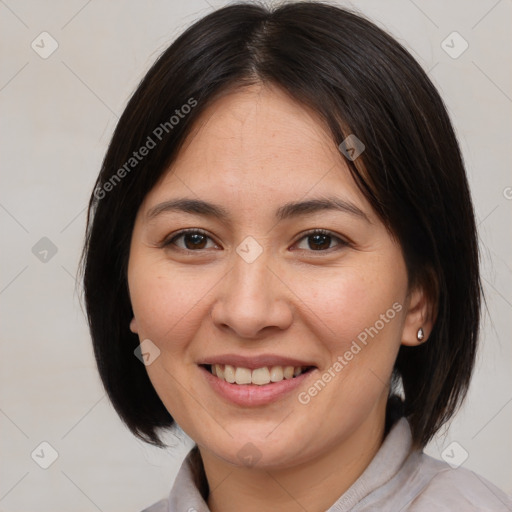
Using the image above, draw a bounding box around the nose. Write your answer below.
[209,245,293,339]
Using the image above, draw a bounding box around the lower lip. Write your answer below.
[200,366,315,407]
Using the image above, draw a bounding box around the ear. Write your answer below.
[401,284,435,346]
[129,317,139,334]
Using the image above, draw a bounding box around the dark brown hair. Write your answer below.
[80,1,482,449]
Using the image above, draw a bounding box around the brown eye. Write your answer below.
[164,229,217,251]
[307,233,332,250]
[294,229,347,252]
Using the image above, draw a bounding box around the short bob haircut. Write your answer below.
[80,1,482,450]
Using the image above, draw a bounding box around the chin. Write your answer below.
[197,421,320,471]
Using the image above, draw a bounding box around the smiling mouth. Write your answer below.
[202,364,316,385]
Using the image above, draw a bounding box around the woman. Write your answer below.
[81,2,512,510]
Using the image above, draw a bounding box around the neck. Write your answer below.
[199,408,387,512]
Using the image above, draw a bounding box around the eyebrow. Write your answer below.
[146,196,370,223]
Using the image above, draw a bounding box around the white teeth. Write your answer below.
[209,364,310,385]
[215,364,224,380]
[269,366,284,382]
[224,364,236,383]
[235,367,252,385]
[252,367,270,385]
[284,366,294,379]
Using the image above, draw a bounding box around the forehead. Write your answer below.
[143,83,369,217]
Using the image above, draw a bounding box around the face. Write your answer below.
[127,83,425,471]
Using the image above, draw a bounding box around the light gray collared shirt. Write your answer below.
[142,418,512,511]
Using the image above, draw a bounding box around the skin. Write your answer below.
[127,83,432,512]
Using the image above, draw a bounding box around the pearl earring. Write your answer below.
[417,327,425,341]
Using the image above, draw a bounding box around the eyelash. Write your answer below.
[161,228,349,254]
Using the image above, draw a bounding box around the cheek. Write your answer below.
[290,265,406,422]
[128,260,213,354]
[127,261,217,433]
[291,263,405,353]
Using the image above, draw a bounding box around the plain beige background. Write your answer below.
[1,0,511,510]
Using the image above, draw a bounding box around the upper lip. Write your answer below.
[197,354,317,370]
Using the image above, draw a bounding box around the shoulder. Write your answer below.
[408,453,512,511]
